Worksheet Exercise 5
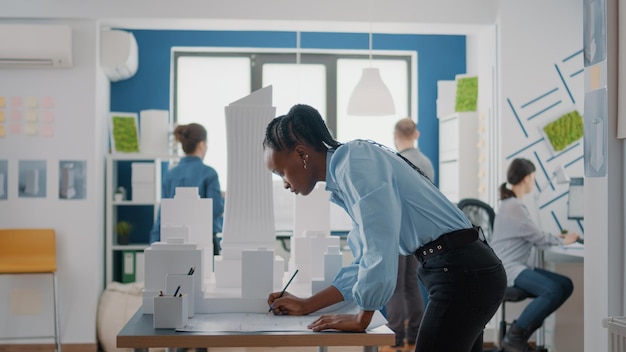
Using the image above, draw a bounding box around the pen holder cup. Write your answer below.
[166,274,195,317]
[153,294,188,329]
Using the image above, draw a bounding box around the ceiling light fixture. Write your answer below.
[347,0,396,116]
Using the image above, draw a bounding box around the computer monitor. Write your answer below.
[567,177,584,220]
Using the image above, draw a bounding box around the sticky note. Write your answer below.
[10,110,21,121]
[0,111,4,123]
[0,96,5,108]
[24,122,37,136]
[10,96,22,108]
[41,96,54,108]
[590,65,601,91]
[41,110,54,122]
[0,125,5,138]
[25,110,38,122]
[25,96,38,108]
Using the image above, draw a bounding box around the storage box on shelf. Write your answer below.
[438,112,479,203]
[105,154,179,284]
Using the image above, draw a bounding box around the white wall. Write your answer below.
[499,1,624,351]
[0,19,108,344]
[499,1,584,237]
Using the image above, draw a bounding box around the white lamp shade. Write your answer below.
[347,67,396,116]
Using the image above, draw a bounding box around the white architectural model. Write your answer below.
[214,86,283,291]
[141,86,344,316]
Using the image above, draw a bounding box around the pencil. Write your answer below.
[173,284,181,297]
[269,269,299,312]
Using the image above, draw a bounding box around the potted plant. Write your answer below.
[116,220,132,245]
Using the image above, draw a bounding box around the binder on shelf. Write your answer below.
[122,250,136,283]
[135,251,145,283]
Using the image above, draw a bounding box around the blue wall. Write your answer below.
[110,29,467,185]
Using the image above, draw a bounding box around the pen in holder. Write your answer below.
[153,294,188,329]
[166,273,195,317]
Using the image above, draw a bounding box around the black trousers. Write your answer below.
[415,238,506,352]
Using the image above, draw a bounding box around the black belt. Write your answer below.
[415,227,480,262]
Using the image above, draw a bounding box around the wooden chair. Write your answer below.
[0,228,61,351]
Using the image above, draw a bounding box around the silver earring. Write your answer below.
[303,159,308,169]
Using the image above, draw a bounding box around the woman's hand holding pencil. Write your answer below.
[267,269,300,314]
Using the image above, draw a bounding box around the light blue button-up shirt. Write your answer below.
[325,140,471,311]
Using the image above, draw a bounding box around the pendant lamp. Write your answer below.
[347,10,396,116]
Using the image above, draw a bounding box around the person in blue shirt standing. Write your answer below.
[264,104,506,352]
[381,117,435,352]
[149,123,224,255]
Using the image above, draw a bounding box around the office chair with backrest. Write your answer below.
[456,199,537,350]
[0,228,61,351]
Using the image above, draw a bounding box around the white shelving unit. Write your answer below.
[438,112,479,203]
[105,154,179,284]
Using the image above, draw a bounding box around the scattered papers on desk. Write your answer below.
[563,242,584,250]
[176,311,387,332]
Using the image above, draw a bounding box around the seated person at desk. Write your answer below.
[149,123,224,255]
[491,158,580,352]
[263,104,506,352]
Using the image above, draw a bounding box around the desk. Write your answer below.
[545,244,584,260]
[539,244,584,351]
[117,309,394,352]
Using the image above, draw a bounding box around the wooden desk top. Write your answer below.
[117,309,395,349]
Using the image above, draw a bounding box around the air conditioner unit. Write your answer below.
[100,29,138,82]
[0,24,73,68]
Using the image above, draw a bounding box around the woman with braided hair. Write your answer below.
[264,104,506,352]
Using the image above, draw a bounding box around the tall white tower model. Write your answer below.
[214,86,283,289]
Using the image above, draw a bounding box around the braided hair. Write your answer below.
[263,104,342,153]
[500,158,536,200]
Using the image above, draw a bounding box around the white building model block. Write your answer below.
[214,86,283,294]
[290,183,338,285]
[161,187,213,272]
[142,241,202,315]
[312,245,343,294]
[241,248,274,298]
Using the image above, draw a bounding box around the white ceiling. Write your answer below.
[0,0,499,34]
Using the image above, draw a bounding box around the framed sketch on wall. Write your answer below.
[109,112,140,154]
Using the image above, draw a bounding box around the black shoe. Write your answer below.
[501,321,537,352]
